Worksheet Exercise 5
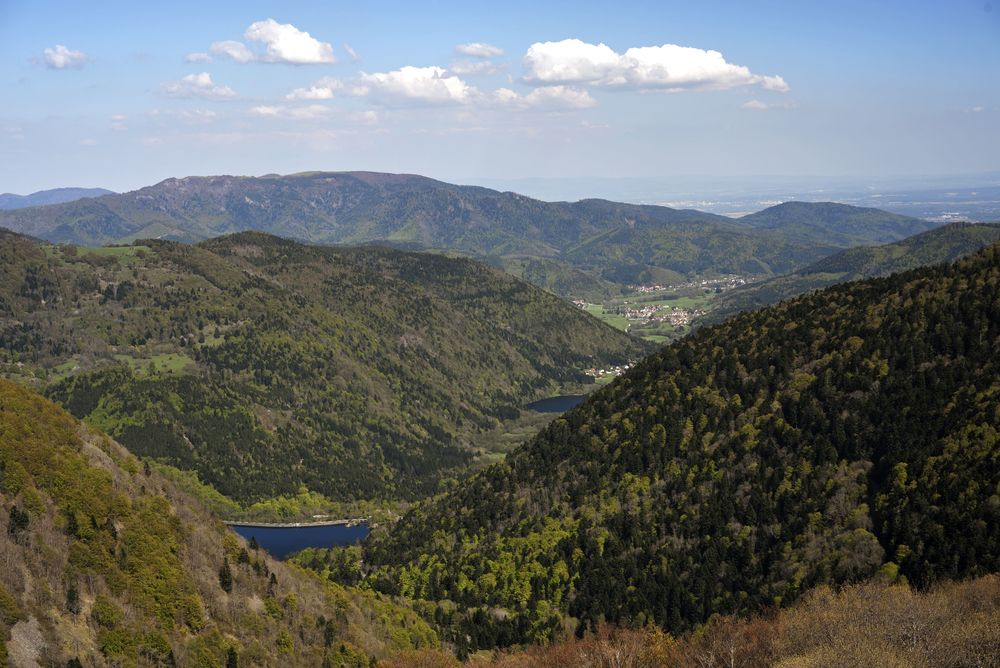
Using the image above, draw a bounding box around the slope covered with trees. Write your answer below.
[363,243,1000,653]
[0,230,644,503]
[0,378,437,666]
[0,172,932,296]
[709,221,1000,320]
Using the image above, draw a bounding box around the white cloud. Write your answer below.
[110,114,128,130]
[79,138,97,146]
[741,99,797,110]
[43,44,89,70]
[492,85,597,110]
[210,40,255,64]
[356,66,473,105]
[343,43,361,62]
[250,104,332,120]
[350,65,596,112]
[163,72,237,100]
[244,19,336,64]
[184,52,211,63]
[455,42,505,58]
[523,39,788,92]
[286,77,343,100]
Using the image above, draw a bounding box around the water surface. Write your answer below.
[229,522,369,559]
[526,395,586,413]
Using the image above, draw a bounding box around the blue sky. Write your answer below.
[1,0,998,194]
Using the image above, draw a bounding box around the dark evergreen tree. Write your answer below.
[219,558,233,593]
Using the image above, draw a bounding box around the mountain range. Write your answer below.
[707,221,1000,321]
[0,187,113,210]
[0,172,939,297]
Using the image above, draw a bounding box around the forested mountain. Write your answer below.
[733,201,936,246]
[362,243,1000,653]
[0,379,437,666]
[709,221,1000,320]
[0,229,643,504]
[0,187,113,210]
[0,172,931,296]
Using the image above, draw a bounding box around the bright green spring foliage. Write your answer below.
[0,229,643,503]
[0,378,437,665]
[365,243,1000,654]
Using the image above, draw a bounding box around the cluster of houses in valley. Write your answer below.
[585,362,633,379]
[628,274,752,293]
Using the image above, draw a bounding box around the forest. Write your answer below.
[358,243,1000,654]
[0,229,643,503]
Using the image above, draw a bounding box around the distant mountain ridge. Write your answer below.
[708,221,1000,319]
[0,186,113,209]
[0,172,938,296]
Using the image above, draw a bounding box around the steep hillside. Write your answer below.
[734,201,935,246]
[0,230,644,504]
[0,173,880,296]
[0,188,113,210]
[0,378,436,666]
[710,221,1000,319]
[364,243,1000,652]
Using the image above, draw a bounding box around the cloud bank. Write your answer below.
[522,39,788,92]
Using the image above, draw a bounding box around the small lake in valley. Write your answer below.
[526,395,586,413]
[228,521,370,559]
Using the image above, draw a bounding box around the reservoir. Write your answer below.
[526,394,586,413]
[228,521,370,559]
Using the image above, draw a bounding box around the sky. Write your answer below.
[1,0,999,195]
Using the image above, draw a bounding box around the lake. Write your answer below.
[229,522,370,559]
[526,394,586,413]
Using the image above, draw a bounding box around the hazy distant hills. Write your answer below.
[709,221,1000,319]
[0,186,113,209]
[0,172,938,297]
[733,200,937,246]
[0,229,642,502]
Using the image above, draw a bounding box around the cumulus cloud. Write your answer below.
[244,19,335,64]
[520,85,596,109]
[163,72,236,100]
[210,39,255,63]
[356,66,473,105]
[523,39,788,92]
[250,104,333,120]
[286,77,343,100]
[455,42,504,58]
[43,44,89,69]
[198,19,335,65]
[350,65,594,112]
